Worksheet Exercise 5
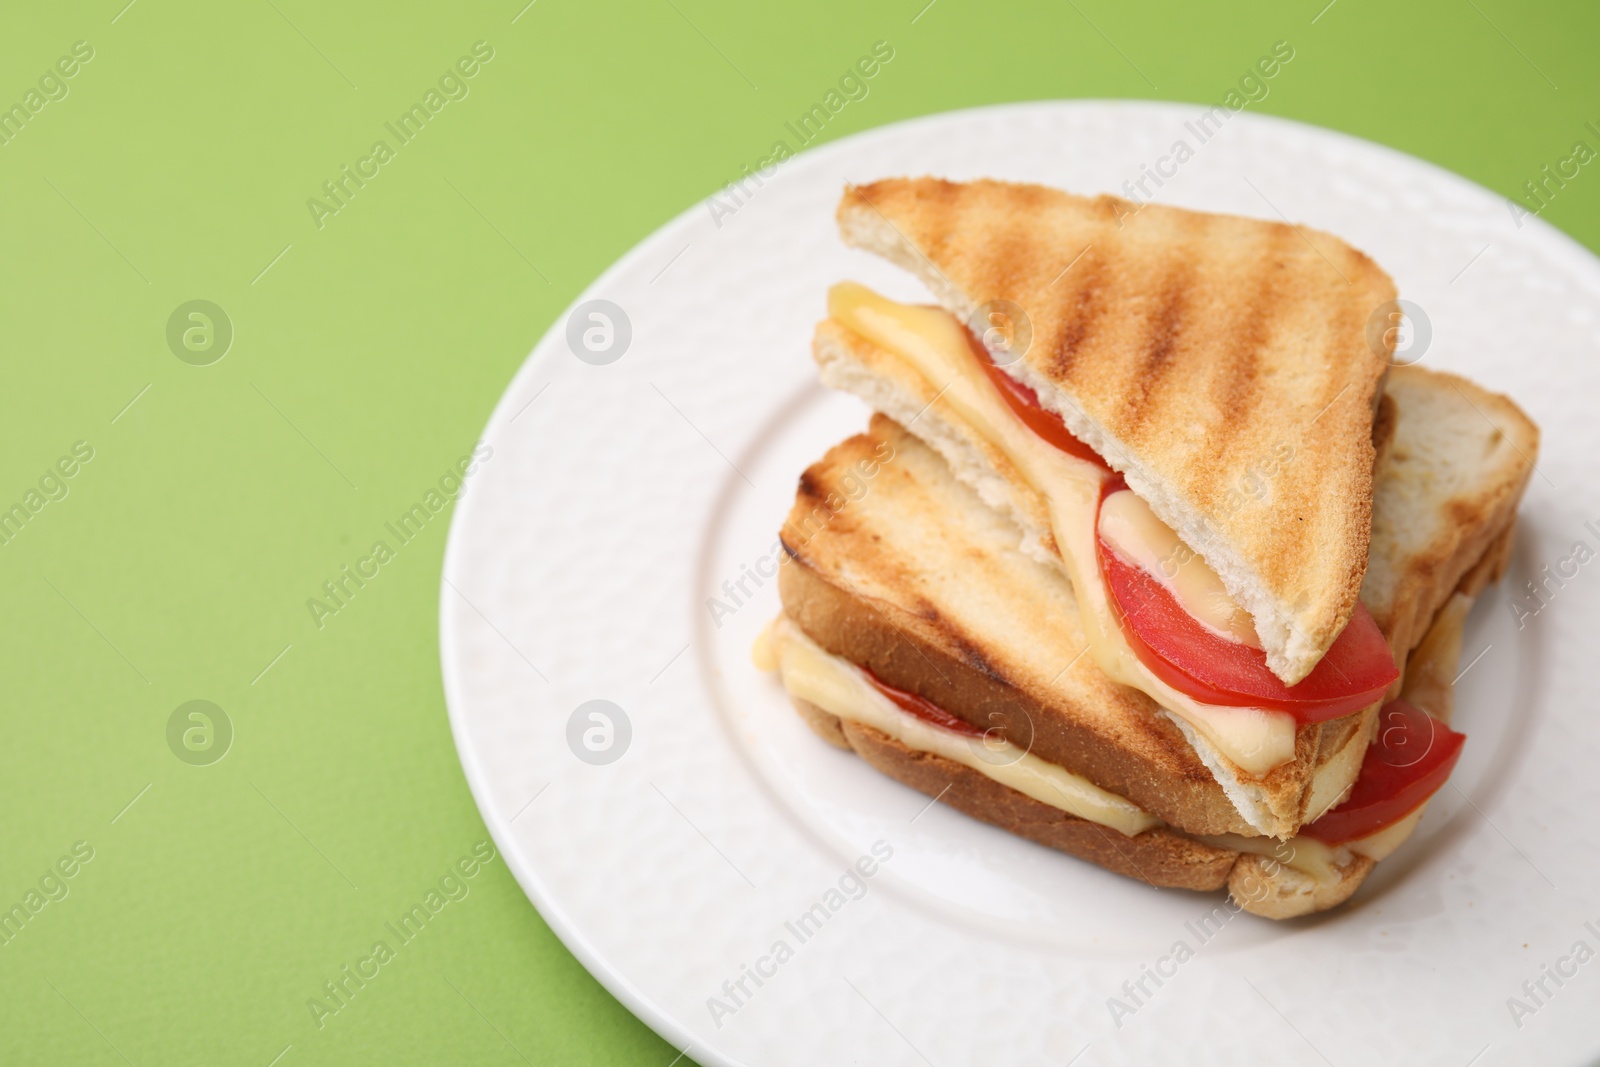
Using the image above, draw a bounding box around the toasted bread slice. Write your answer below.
[837,178,1397,685]
[809,321,1535,834]
[1363,364,1539,662]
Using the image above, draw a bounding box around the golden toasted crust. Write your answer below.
[1231,853,1375,920]
[1460,522,1517,598]
[796,703,1241,891]
[793,695,852,749]
[785,605,1464,918]
[838,178,1397,684]
[1361,364,1539,662]
[779,519,1499,915]
[1372,391,1398,469]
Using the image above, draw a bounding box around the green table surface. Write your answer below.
[2,0,1596,1063]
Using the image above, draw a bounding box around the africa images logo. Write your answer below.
[305,445,492,629]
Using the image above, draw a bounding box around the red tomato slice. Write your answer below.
[966,332,1109,469]
[864,670,985,738]
[1096,483,1399,723]
[1302,700,1465,844]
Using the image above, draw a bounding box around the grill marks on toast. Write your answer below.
[1048,251,1107,380]
[1195,229,1287,480]
[981,230,1033,302]
[1122,260,1192,432]
[838,177,1397,683]
[944,624,1012,686]
[790,447,1026,695]
[907,593,1017,689]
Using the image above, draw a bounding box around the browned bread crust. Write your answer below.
[1229,852,1375,920]
[838,177,1397,685]
[793,695,851,749]
[787,587,1466,917]
[792,697,1370,911]
[792,700,1240,891]
[1373,391,1398,469]
[1460,522,1517,598]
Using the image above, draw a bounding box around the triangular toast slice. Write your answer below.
[838,178,1398,685]
[1363,366,1541,656]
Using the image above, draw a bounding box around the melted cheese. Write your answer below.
[1347,805,1426,861]
[765,617,1160,837]
[828,283,1296,773]
[1197,832,1352,885]
[1098,489,1260,647]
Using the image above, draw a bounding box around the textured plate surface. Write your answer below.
[440,102,1600,1067]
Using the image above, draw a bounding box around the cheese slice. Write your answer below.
[828,284,1296,773]
[1346,805,1426,861]
[762,616,1161,837]
[1197,832,1352,885]
[1099,489,1260,647]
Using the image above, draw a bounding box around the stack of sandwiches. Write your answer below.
[755,178,1538,918]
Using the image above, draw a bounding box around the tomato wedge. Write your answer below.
[865,670,984,738]
[1302,700,1465,844]
[966,332,1109,469]
[1096,483,1399,723]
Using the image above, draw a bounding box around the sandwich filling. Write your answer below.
[757,615,1159,837]
[826,283,1398,774]
[756,614,1448,884]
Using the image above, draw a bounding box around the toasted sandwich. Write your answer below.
[759,375,1528,915]
[800,177,1538,838]
[755,178,1537,916]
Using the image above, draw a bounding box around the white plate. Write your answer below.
[440,102,1600,1067]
